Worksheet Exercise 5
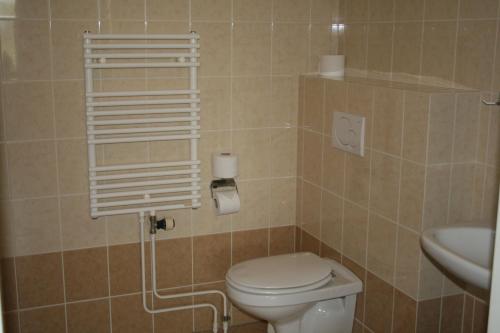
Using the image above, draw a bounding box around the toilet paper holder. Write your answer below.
[210,178,238,200]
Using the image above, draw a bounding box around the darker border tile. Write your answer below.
[269,226,295,255]
[365,272,394,333]
[393,289,417,333]
[67,299,110,333]
[232,229,269,264]
[193,233,230,284]
[20,305,66,333]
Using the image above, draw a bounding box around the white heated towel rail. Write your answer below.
[83,32,201,218]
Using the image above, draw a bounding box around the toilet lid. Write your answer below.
[226,252,332,290]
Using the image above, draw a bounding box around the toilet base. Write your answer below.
[267,295,357,333]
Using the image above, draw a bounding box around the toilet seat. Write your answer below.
[226,252,333,295]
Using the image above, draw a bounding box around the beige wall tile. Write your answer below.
[322,140,345,196]
[366,23,393,76]
[60,195,107,250]
[233,0,272,21]
[392,23,422,78]
[106,214,142,245]
[302,181,321,238]
[147,0,189,21]
[453,93,480,163]
[51,20,98,80]
[270,178,297,227]
[421,22,457,85]
[190,22,231,76]
[346,83,373,147]
[486,108,500,166]
[232,180,270,231]
[273,0,310,22]
[344,24,368,71]
[103,142,149,165]
[394,0,424,20]
[370,152,401,221]
[372,87,404,156]
[403,92,429,163]
[399,161,425,232]
[101,0,145,20]
[232,77,272,129]
[367,213,397,283]
[425,0,459,20]
[460,0,499,19]
[191,0,231,21]
[311,0,336,23]
[51,0,98,19]
[476,98,490,163]
[423,165,451,229]
[345,150,371,207]
[232,23,271,76]
[7,141,58,199]
[272,23,309,75]
[309,24,335,72]
[320,191,342,251]
[232,129,270,179]
[0,0,48,19]
[369,0,394,21]
[271,76,299,127]
[0,20,51,80]
[53,80,86,139]
[3,81,54,141]
[9,198,61,256]
[303,77,325,133]
[418,254,444,300]
[342,200,368,266]
[303,130,323,186]
[270,128,297,177]
[295,179,303,225]
[449,164,475,224]
[344,0,369,22]
[324,79,347,136]
[395,227,420,299]
[0,145,8,200]
[428,94,455,164]
[455,20,496,90]
[482,167,500,224]
[199,77,231,131]
[57,139,88,195]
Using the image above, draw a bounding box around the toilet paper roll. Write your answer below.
[214,189,240,215]
[319,55,345,77]
[212,152,238,179]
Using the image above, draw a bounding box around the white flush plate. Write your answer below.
[332,111,365,156]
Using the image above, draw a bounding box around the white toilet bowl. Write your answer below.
[225,252,362,333]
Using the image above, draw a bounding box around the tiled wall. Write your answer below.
[0,0,340,332]
[338,0,500,92]
[296,75,499,333]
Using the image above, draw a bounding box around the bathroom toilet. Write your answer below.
[225,252,362,333]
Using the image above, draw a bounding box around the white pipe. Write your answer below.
[87,89,199,97]
[85,53,200,59]
[91,160,199,172]
[87,107,200,116]
[90,177,201,190]
[88,125,200,135]
[88,134,200,145]
[150,232,230,332]
[94,186,201,199]
[139,213,218,333]
[85,62,199,69]
[189,34,200,208]
[85,33,199,39]
[84,43,200,49]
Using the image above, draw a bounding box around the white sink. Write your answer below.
[421,225,495,290]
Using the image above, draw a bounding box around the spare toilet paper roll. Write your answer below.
[319,55,345,77]
[212,152,238,179]
[214,190,240,215]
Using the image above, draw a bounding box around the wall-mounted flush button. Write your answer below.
[332,111,365,156]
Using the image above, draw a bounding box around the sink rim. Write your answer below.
[421,224,494,290]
